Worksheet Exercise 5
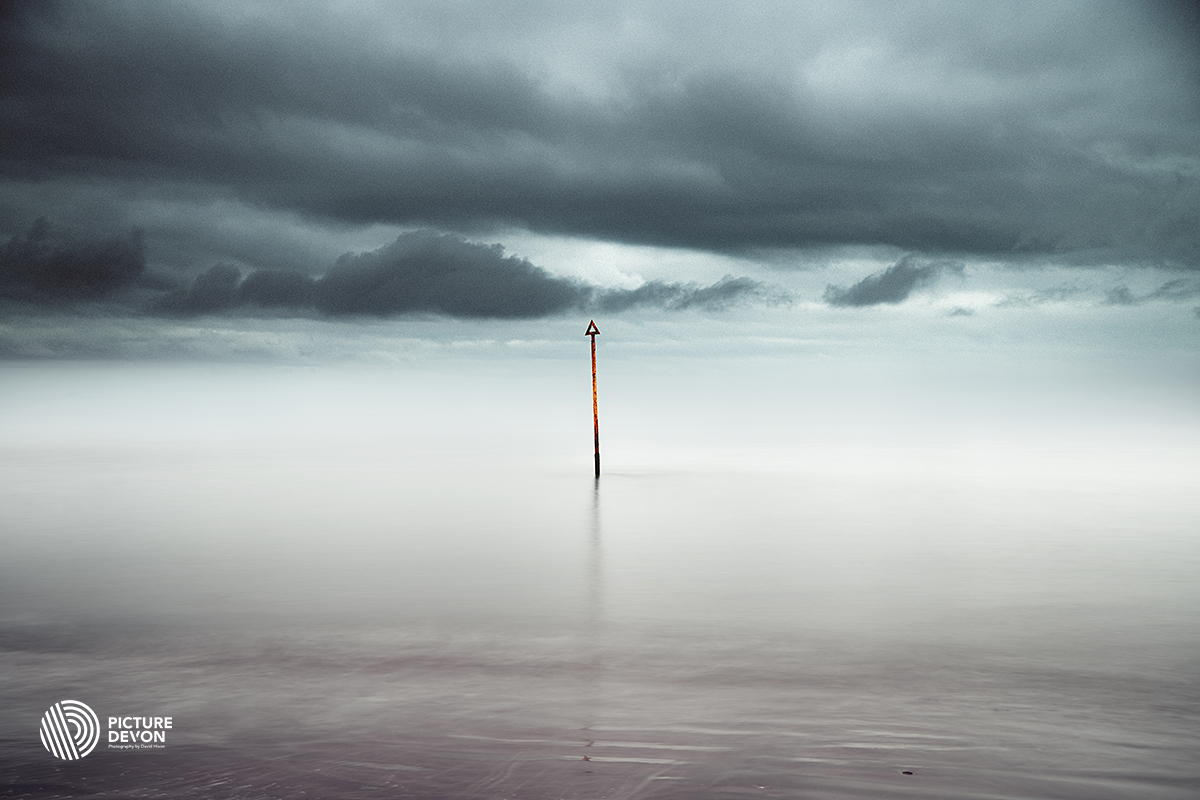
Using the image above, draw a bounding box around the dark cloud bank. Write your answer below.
[153,231,772,318]
[1,1,1198,272]
[0,219,152,302]
[1,221,771,318]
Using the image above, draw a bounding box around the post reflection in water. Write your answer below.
[578,475,603,758]
[587,476,603,633]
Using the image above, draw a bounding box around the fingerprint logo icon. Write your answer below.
[39,700,100,760]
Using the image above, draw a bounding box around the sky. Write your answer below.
[0,0,1197,386]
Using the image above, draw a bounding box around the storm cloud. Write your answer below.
[1,0,1198,274]
[0,218,148,301]
[315,232,580,318]
[150,230,769,319]
[824,256,963,307]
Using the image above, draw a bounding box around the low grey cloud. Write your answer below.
[993,283,1092,308]
[1146,279,1200,302]
[150,230,769,319]
[1104,285,1138,306]
[1,0,1197,274]
[0,218,149,302]
[153,264,244,315]
[315,232,579,318]
[595,276,774,313]
[1105,278,1200,306]
[824,257,963,307]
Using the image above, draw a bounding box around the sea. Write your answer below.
[1,360,1198,799]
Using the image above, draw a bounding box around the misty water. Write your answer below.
[2,362,1199,799]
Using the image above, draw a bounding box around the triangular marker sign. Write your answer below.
[585,320,600,336]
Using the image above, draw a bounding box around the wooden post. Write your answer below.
[586,320,600,477]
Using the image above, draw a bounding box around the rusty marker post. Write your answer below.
[586,320,601,477]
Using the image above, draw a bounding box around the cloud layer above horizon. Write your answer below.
[0,220,772,318]
[1,0,1198,286]
[152,229,772,317]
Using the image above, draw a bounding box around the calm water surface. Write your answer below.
[1,434,1198,799]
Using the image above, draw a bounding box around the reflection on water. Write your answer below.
[588,474,603,634]
[579,475,604,762]
[1,439,1198,799]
